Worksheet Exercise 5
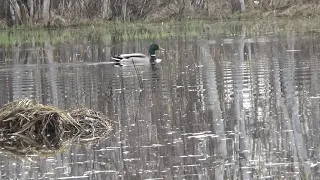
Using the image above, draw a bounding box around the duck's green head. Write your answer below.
[149,44,164,56]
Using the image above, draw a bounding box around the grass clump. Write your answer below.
[0,99,114,156]
[70,108,114,140]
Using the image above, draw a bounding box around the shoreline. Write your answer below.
[0,17,319,46]
[1,4,320,30]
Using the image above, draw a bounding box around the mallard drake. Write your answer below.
[112,44,165,65]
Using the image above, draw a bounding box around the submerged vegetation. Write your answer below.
[0,99,114,156]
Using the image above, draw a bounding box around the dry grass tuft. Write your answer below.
[70,108,114,140]
[279,4,320,17]
[0,99,114,156]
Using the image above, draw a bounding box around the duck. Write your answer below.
[112,44,165,65]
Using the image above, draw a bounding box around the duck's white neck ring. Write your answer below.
[150,55,156,57]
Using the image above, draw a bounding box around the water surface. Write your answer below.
[1,22,320,179]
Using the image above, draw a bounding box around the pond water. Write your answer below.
[0,22,320,179]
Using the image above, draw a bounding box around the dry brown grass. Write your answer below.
[0,20,6,29]
[0,99,114,156]
[1,1,320,27]
[279,4,320,17]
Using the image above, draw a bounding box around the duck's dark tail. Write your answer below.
[111,55,123,62]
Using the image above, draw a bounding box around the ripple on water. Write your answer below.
[1,26,320,180]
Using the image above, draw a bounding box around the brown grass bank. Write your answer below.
[0,0,319,28]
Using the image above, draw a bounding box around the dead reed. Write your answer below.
[0,99,114,155]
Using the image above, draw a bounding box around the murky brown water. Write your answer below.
[1,23,320,179]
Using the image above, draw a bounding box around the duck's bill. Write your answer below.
[159,47,166,52]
